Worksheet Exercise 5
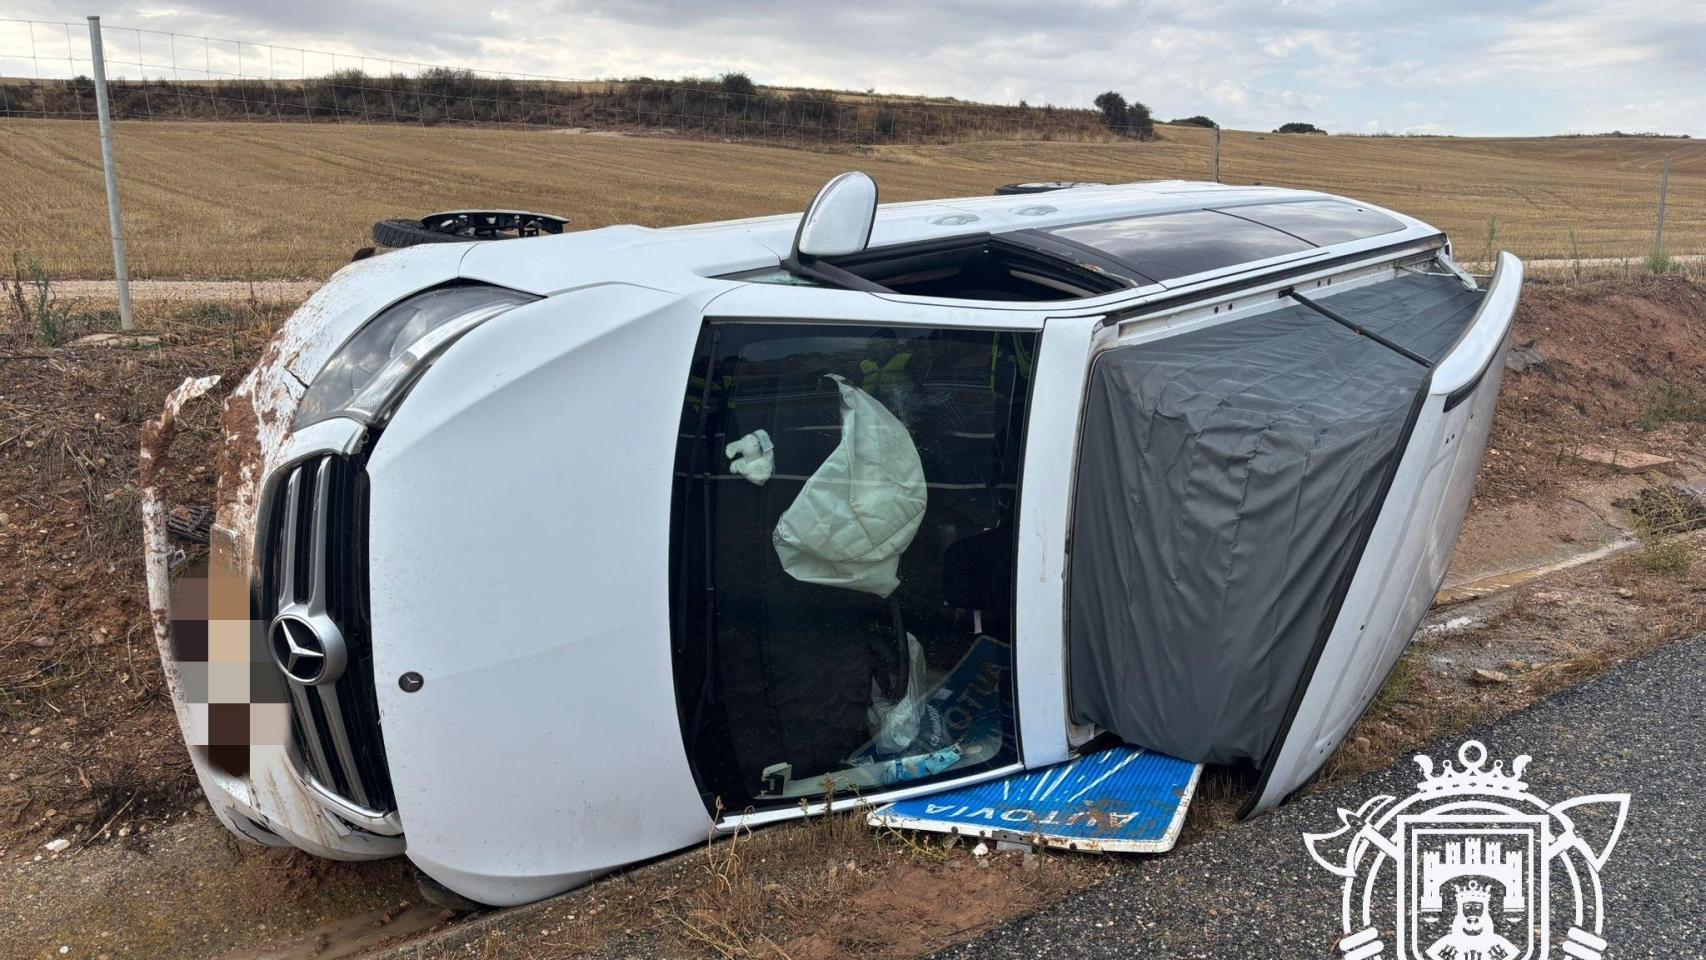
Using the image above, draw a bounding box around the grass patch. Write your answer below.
[2,253,122,345]
[1617,484,1706,580]
[1368,653,1422,719]
[176,301,238,326]
[1480,217,1500,268]
[1637,379,1706,430]
[1632,538,1693,577]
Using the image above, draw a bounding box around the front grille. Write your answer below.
[262,454,397,821]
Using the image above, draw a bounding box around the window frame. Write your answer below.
[719,233,1140,302]
[668,312,1053,817]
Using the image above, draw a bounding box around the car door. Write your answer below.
[1249,253,1524,812]
[675,282,1084,826]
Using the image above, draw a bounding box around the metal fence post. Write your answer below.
[1653,156,1670,259]
[86,15,134,330]
[1212,125,1221,183]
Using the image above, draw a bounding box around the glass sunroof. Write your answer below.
[1216,200,1405,246]
[1046,210,1314,282]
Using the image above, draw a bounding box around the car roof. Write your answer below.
[458,181,1442,301]
[664,181,1425,253]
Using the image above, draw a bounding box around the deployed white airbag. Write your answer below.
[773,375,926,598]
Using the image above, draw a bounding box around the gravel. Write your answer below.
[53,279,321,302]
[936,635,1706,959]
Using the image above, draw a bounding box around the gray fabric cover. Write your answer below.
[1068,274,1482,767]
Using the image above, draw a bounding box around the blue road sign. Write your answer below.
[868,745,1201,852]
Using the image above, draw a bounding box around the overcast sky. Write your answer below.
[7,0,1703,136]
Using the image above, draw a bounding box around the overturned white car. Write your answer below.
[147,175,1520,907]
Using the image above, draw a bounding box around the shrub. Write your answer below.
[1274,121,1325,134]
[26,64,1135,146]
[1,254,113,345]
[1646,249,1679,275]
[1637,380,1706,430]
[1171,115,1217,128]
[1620,484,1705,580]
[719,72,757,98]
[1634,538,1693,578]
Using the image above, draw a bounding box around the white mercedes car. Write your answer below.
[144,174,1520,907]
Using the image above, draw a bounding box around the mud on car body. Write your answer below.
[144,175,1521,907]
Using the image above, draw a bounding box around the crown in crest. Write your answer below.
[1456,880,1492,906]
[1413,740,1530,795]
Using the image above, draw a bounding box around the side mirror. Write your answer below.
[792,172,878,259]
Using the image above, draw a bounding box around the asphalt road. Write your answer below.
[938,636,1706,959]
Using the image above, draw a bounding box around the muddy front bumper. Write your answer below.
[137,244,492,860]
[143,384,404,860]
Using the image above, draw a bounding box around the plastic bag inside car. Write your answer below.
[772,375,927,598]
[867,633,934,754]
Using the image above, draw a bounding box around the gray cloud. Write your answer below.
[7,0,1702,134]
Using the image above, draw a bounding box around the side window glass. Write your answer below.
[670,323,1038,811]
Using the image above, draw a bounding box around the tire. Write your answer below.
[371,210,571,249]
[372,218,465,248]
[993,180,1106,195]
[415,870,492,914]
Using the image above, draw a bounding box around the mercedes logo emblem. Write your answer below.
[269,609,348,686]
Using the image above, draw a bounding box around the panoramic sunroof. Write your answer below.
[1216,199,1405,246]
[1046,209,1314,282]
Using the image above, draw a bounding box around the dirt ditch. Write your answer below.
[1,276,1703,960]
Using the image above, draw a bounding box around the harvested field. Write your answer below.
[2,118,1703,279]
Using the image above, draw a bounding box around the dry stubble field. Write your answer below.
[3,118,1703,279]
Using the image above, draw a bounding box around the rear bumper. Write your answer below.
[1249,253,1524,811]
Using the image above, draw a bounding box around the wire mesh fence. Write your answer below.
[1,16,1696,289]
[0,17,1152,147]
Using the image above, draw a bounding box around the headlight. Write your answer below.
[294,285,536,428]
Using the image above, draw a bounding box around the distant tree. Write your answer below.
[1093,90,1156,139]
[1093,90,1129,129]
[1274,121,1325,134]
[719,71,757,97]
[1126,99,1154,139]
[1171,114,1217,128]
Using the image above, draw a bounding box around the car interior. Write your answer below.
[724,198,1411,302]
[669,322,1038,812]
